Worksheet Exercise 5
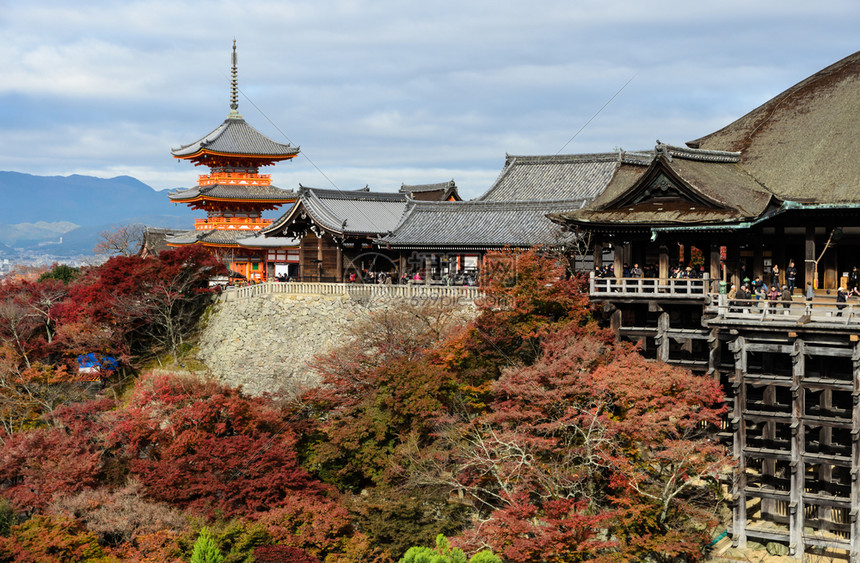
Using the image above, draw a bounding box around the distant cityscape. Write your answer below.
[0,251,106,277]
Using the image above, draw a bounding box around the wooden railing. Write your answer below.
[589,273,711,297]
[711,294,860,325]
[218,281,483,303]
[589,273,860,324]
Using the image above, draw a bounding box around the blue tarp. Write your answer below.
[77,353,118,373]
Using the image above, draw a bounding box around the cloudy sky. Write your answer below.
[1,1,858,199]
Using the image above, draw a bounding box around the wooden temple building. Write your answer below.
[166,42,300,282]
[552,51,860,559]
[257,186,412,282]
[255,153,616,282]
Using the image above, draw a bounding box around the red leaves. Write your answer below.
[106,374,326,519]
[0,425,104,511]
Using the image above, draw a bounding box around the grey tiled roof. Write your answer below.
[265,187,410,236]
[554,142,773,228]
[400,181,455,193]
[171,116,299,158]
[168,184,297,202]
[400,180,461,201]
[166,230,253,246]
[141,227,194,255]
[478,153,650,202]
[379,200,586,249]
[236,234,300,248]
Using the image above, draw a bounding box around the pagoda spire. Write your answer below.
[229,39,241,118]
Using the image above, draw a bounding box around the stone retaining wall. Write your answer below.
[196,292,476,396]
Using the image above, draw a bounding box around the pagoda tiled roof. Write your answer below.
[379,199,586,249]
[171,116,299,159]
[168,183,297,203]
[265,186,410,237]
[478,152,650,202]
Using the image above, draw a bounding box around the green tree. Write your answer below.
[37,264,79,285]
[399,534,499,563]
[190,527,223,563]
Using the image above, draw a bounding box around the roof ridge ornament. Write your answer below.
[229,39,242,118]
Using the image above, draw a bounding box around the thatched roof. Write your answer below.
[689,51,860,204]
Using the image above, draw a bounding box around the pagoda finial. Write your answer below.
[229,39,241,117]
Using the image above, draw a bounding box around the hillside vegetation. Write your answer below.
[0,248,729,562]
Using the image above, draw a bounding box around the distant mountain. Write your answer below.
[0,172,195,226]
[0,172,201,257]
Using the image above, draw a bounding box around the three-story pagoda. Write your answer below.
[167,41,300,282]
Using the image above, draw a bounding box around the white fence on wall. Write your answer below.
[218,281,483,303]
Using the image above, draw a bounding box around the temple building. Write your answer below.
[552,51,860,559]
[258,186,412,282]
[376,153,624,278]
[166,42,300,282]
[256,154,615,282]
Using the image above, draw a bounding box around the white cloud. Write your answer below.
[0,0,858,203]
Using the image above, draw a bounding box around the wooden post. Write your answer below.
[659,244,669,282]
[790,339,805,558]
[731,335,748,549]
[593,238,603,270]
[317,234,324,282]
[657,311,670,363]
[805,226,816,289]
[614,243,623,280]
[753,244,763,281]
[774,227,785,287]
[710,244,721,292]
[851,343,860,561]
[424,254,432,285]
[336,244,343,282]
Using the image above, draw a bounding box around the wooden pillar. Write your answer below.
[790,339,805,558]
[774,227,785,287]
[731,335,748,549]
[659,244,669,281]
[593,238,603,270]
[657,311,670,363]
[336,244,343,282]
[424,254,432,285]
[761,382,777,518]
[805,226,816,289]
[614,243,623,279]
[753,244,763,280]
[851,343,860,561]
[317,234,324,282]
[609,307,622,337]
[726,244,740,287]
[824,245,838,289]
[710,244,721,292]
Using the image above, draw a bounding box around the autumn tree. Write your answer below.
[415,324,729,562]
[105,373,328,519]
[55,245,225,364]
[94,223,146,256]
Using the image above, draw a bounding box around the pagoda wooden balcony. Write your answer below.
[195,217,272,231]
[197,172,272,186]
